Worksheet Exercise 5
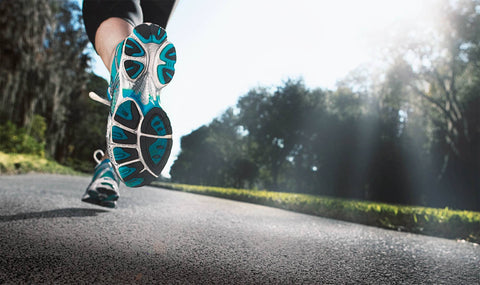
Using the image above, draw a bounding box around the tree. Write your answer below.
[63,74,109,172]
[0,0,91,161]
[237,79,319,190]
[0,0,54,125]
[379,0,480,208]
[170,108,254,187]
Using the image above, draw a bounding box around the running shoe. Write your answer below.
[91,23,176,187]
[81,150,120,208]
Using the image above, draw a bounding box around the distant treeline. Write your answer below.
[171,0,480,210]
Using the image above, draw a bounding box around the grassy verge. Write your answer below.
[153,182,480,244]
[0,151,80,175]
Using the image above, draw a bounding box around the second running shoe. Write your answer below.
[81,150,120,208]
[106,23,176,187]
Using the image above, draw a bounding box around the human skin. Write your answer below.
[95,17,133,72]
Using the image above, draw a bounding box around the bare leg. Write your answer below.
[95,17,133,72]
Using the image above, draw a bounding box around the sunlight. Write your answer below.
[86,0,440,177]
[252,0,439,90]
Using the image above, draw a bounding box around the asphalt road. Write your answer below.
[0,174,479,284]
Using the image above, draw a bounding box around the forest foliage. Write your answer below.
[0,0,108,172]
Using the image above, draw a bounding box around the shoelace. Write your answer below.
[89,92,111,107]
[93,149,106,164]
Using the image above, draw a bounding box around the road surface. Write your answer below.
[0,174,479,284]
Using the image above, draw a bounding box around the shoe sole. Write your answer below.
[82,188,118,208]
[87,187,119,201]
[107,23,175,187]
[82,196,116,208]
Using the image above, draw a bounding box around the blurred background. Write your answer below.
[0,0,479,210]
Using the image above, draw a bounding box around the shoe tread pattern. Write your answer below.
[158,44,176,84]
[134,23,167,44]
[109,23,175,187]
[111,100,172,187]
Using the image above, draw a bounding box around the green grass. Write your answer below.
[0,151,80,175]
[153,182,480,244]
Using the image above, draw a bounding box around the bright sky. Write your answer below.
[84,0,434,176]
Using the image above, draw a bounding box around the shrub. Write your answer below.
[0,117,45,156]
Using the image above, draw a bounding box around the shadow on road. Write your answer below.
[0,208,110,222]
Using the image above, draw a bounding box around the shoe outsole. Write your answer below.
[88,187,119,201]
[108,23,175,187]
[82,196,116,208]
[82,188,118,208]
